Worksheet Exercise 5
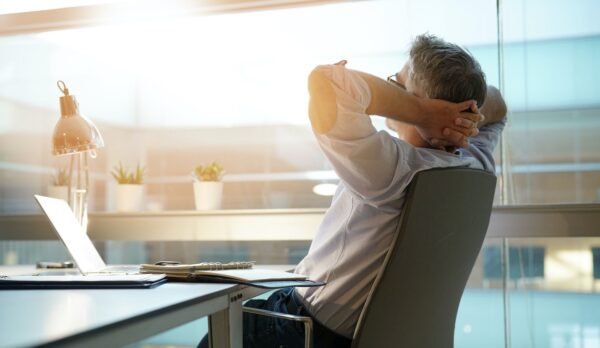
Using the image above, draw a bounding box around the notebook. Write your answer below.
[140,262,325,289]
[34,195,139,275]
[140,261,256,279]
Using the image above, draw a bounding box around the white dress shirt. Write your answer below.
[294,64,506,338]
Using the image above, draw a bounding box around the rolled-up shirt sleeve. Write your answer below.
[309,64,376,140]
[463,117,507,172]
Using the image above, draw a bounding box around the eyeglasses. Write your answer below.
[387,74,405,90]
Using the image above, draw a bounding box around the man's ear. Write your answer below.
[398,62,410,86]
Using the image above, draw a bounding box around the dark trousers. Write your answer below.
[198,288,351,348]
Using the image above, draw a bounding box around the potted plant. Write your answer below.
[193,162,225,210]
[112,162,145,212]
[47,168,69,201]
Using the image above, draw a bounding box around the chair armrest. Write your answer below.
[243,306,313,348]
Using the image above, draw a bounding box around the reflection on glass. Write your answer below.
[506,238,600,348]
[457,238,600,348]
[501,0,600,205]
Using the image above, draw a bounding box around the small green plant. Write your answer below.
[193,162,225,182]
[52,168,69,186]
[111,162,145,185]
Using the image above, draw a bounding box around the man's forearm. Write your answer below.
[308,63,481,147]
[307,66,424,134]
[355,70,425,124]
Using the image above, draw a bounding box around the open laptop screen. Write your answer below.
[34,195,106,274]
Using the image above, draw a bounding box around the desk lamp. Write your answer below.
[53,80,104,232]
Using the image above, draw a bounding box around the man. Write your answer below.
[201,34,507,348]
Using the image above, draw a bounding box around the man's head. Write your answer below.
[408,34,486,107]
[390,34,487,148]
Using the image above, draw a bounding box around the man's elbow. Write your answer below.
[308,66,330,96]
[307,66,337,134]
[486,85,508,121]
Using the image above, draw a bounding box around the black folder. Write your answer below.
[0,274,167,290]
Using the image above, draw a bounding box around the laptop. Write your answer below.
[34,194,141,275]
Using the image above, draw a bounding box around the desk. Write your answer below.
[0,266,275,348]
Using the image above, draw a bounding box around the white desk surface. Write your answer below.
[0,282,236,347]
[0,265,292,347]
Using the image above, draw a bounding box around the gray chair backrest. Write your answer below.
[352,168,497,348]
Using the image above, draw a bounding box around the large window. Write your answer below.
[0,0,500,212]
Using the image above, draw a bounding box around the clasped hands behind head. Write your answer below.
[335,33,486,152]
[385,60,483,152]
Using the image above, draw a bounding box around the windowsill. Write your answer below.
[0,204,599,241]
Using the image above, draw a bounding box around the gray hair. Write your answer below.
[409,34,486,107]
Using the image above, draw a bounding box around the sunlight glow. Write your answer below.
[312,183,337,196]
[546,250,592,279]
[2,0,598,128]
[21,0,499,128]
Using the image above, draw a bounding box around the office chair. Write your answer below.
[243,167,497,348]
[352,167,496,347]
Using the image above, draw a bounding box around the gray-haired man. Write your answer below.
[200,34,507,348]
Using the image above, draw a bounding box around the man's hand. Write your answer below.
[392,61,483,149]
[416,99,484,149]
[330,59,485,150]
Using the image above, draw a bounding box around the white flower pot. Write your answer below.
[47,185,69,202]
[116,184,144,212]
[193,181,223,210]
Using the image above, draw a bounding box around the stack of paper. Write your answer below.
[140,261,255,280]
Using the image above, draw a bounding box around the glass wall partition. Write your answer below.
[500,0,600,205]
[456,236,600,348]
[503,238,600,348]
[496,1,600,346]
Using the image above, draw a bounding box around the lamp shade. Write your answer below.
[52,81,104,156]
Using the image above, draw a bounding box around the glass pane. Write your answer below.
[0,0,500,212]
[506,238,600,348]
[501,0,600,204]
[455,239,506,348]
[0,241,70,265]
